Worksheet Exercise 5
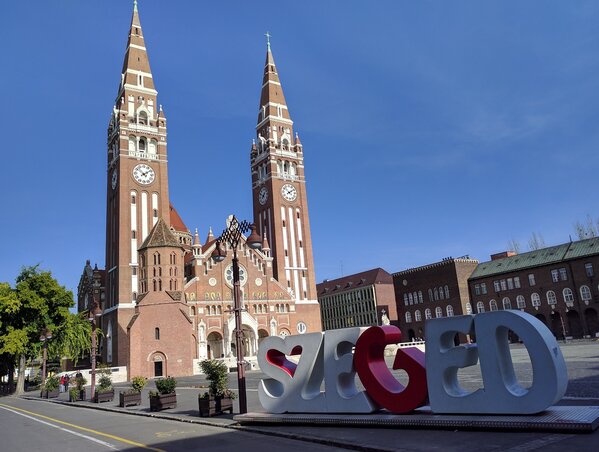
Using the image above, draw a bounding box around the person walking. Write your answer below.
[59,375,65,393]
[64,374,70,392]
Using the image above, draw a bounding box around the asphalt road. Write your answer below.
[0,397,347,452]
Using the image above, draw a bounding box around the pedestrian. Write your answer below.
[64,374,70,392]
[59,375,65,393]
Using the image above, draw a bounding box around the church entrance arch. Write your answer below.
[226,312,259,358]
[150,352,167,377]
[258,329,269,347]
[207,332,223,359]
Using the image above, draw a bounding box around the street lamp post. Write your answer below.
[88,301,102,400]
[39,327,52,395]
[211,216,262,414]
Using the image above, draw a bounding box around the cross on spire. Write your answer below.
[133,0,138,12]
[265,31,272,50]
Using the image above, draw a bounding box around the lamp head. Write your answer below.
[211,241,227,263]
[246,224,262,250]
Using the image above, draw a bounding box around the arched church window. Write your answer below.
[139,137,147,151]
[155,327,160,340]
[138,110,148,125]
[149,139,157,155]
[128,136,136,152]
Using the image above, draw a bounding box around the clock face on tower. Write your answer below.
[111,170,118,189]
[132,164,155,185]
[258,186,269,205]
[281,184,297,202]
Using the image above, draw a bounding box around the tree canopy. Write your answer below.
[0,266,92,393]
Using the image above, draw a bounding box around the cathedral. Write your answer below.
[77,2,321,378]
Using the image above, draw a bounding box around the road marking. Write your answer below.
[0,402,165,452]
[0,404,118,450]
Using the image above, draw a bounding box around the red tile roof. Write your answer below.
[169,204,188,232]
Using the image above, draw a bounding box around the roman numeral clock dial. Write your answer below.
[281,184,297,202]
[132,163,155,185]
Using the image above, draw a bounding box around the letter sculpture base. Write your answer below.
[234,406,599,433]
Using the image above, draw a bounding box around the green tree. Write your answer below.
[0,266,92,395]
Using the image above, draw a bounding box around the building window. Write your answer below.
[531,292,541,307]
[585,263,594,278]
[507,278,514,290]
[465,302,473,315]
[528,274,536,286]
[425,308,432,320]
[481,283,487,294]
[559,268,568,281]
[155,327,160,340]
[434,288,439,301]
[551,270,559,283]
[489,299,498,311]
[477,301,485,313]
[415,310,422,322]
[514,277,521,289]
[474,284,480,296]
[563,288,574,304]
[408,293,413,305]
[435,307,443,318]
[444,285,450,298]
[502,297,512,310]
[405,312,412,323]
[438,287,444,300]
[500,279,507,291]
[494,281,501,292]
[131,230,136,239]
[428,289,433,301]
[516,295,526,309]
[547,290,557,305]
[418,291,423,303]
[446,305,454,317]
[403,294,408,306]
[581,285,592,302]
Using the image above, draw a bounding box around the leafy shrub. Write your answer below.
[97,365,112,392]
[131,376,147,393]
[69,388,79,401]
[44,375,60,392]
[155,376,176,395]
[199,359,234,398]
[75,376,87,390]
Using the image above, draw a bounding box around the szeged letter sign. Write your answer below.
[257,311,568,414]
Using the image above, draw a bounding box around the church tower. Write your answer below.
[104,1,171,365]
[251,37,321,330]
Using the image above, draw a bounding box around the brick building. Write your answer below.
[77,3,321,379]
[317,268,397,331]
[393,257,479,341]
[468,237,599,339]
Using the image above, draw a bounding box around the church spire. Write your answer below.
[117,0,157,99]
[257,34,293,129]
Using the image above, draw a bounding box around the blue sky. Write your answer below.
[1,1,598,296]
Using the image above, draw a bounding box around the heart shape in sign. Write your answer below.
[266,345,302,377]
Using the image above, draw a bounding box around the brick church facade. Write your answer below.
[78,3,321,379]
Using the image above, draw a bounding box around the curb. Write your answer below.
[19,395,391,452]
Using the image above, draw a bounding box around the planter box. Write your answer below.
[119,391,142,407]
[69,389,86,402]
[41,389,59,399]
[93,389,114,403]
[199,395,234,417]
[149,393,177,411]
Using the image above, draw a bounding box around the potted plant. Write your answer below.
[119,376,147,407]
[198,359,235,417]
[93,365,114,403]
[41,375,60,399]
[149,376,177,411]
[70,375,87,401]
